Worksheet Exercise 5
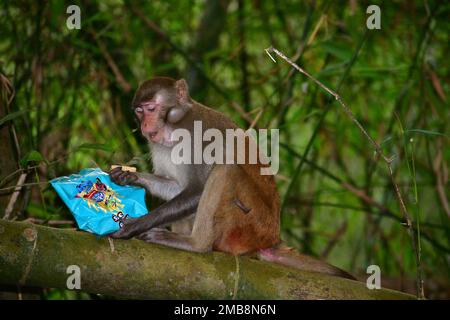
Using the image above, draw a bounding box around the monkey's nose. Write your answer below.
[141,124,158,138]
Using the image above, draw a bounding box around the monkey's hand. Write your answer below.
[109,167,140,186]
[109,215,152,239]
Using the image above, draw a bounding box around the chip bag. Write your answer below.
[50,168,148,236]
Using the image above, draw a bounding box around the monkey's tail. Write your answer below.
[257,244,356,280]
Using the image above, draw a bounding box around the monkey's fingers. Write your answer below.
[110,169,138,186]
[110,226,136,239]
[109,167,123,174]
[115,171,129,185]
[109,229,131,239]
[121,172,138,185]
[109,217,142,239]
[109,167,124,181]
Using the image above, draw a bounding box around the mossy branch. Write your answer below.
[0,219,414,299]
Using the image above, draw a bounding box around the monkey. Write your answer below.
[109,76,355,280]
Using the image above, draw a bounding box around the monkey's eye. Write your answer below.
[135,107,144,114]
[139,102,157,112]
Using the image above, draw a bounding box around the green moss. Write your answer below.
[0,220,415,300]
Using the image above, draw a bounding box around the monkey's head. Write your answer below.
[132,77,192,147]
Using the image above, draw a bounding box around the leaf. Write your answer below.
[406,129,449,138]
[0,110,26,127]
[321,41,352,61]
[75,143,114,152]
[20,150,46,166]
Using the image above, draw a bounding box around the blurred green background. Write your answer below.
[0,0,448,299]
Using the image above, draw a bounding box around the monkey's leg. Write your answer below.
[171,214,195,235]
[136,228,208,252]
[135,187,219,253]
[136,165,229,253]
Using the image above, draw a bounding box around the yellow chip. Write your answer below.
[110,165,137,172]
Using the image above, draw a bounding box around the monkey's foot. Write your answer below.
[135,228,170,242]
[136,228,199,252]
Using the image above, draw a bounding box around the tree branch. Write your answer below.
[0,219,414,299]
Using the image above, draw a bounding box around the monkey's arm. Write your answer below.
[110,167,183,200]
[136,172,184,200]
[110,188,202,239]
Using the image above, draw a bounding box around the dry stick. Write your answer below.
[266,46,424,299]
[433,140,450,218]
[248,108,263,130]
[321,221,348,259]
[232,255,241,300]
[89,29,132,93]
[1,72,21,160]
[24,218,74,226]
[267,47,391,163]
[0,129,137,193]
[0,134,142,194]
[108,238,115,254]
[0,181,49,193]
[3,173,27,219]
[0,168,23,188]
[0,159,60,187]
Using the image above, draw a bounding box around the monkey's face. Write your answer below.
[134,92,174,146]
[132,77,192,147]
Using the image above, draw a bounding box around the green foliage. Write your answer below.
[0,109,26,126]
[20,150,47,166]
[0,0,448,298]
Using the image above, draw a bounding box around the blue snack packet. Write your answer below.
[50,168,148,236]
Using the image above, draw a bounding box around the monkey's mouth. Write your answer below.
[143,131,161,143]
[144,130,175,147]
[143,126,179,148]
[148,131,158,140]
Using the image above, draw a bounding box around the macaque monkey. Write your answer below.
[110,77,354,280]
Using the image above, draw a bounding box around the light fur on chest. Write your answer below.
[150,143,190,188]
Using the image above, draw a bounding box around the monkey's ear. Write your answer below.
[168,79,191,123]
[167,107,187,124]
[175,79,190,104]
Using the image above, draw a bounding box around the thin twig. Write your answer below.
[265,47,391,163]
[0,168,23,188]
[88,29,131,93]
[248,108,263,130]
[0,71,21,161]
[24,218,75,226]
[232,255,240,300]
[3,173,27,219]
[433,139,450,218]
[266,46,424,298]
[321,221,348,258]
[108,238,115,253]
[0,181,49,193]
